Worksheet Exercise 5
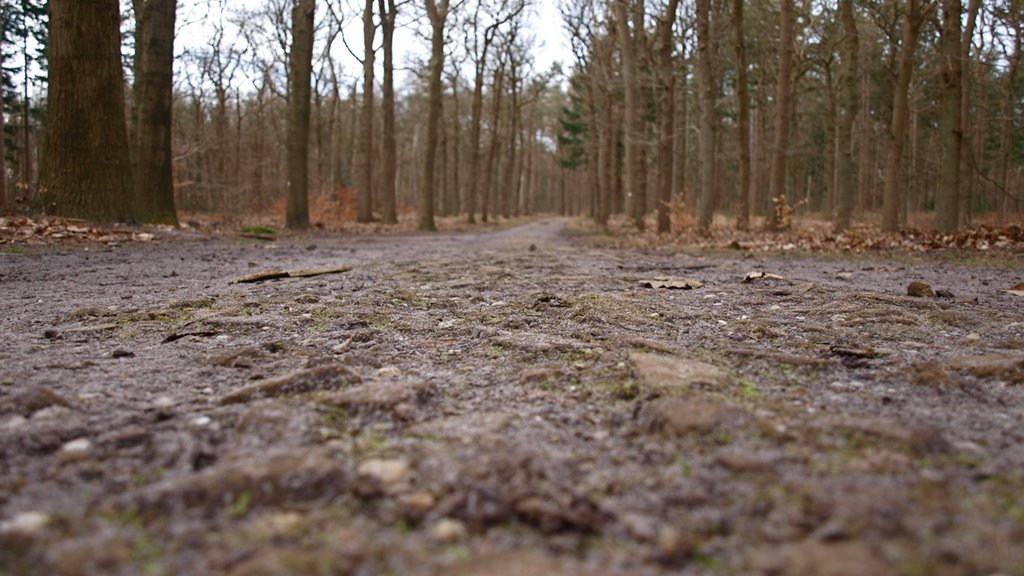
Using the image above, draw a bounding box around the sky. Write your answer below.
[173,0,575,90]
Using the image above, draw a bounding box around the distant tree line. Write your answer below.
[1,0,1022,233]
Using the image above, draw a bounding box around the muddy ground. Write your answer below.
[2,217,1023,576]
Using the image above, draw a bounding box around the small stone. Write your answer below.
[401,491,436,516]
[0,511,50,536]
[2,415,28,430]
[528,243,537,252]
[936,288,955,298]
[43,329,62,340]
[9,386,71,417]
[657,525,691,562]
[111,348,135,358]
[630,352,733,391]
[192,415,212,427]
[376,366,402,378]
[431,518,467,542]
[907,281,935,297]
[59,438,94,461]
[357,458,411,486]
[152,395,176,419]
[965,333,981,342]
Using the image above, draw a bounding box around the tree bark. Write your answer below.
[482,63,505,224]
[357,0,375,223]
[936,0,961,232]
[835,0,859,232]
[958,0,981,226]
[379,0,398,223]
[881,0,928,232]
[695,0,717,232]
[732,0,750,230]
[767,0,795,230]
[133,0,178,225]
[39,0,135,223]
[286,0,314,229]
[655,0,679,233]
[615,0,646,230]
[419,0,449,231]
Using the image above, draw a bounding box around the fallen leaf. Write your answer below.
[742,271,788,283]
[639,277,703,290]
[1004,283,1024,297]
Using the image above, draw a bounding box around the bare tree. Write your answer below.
[357,0,375,222]
[936,0,961,231]
[286,0,315,228]
[133,0,179,225]
[881,0,932,231]
[615,0,646,230]
[767,0,795,229]
[40,0,134,222]
[731,0,750,230]
[655,0,679,233]
[419,0,451,230]
[695,0,716,231]
[834,0,859,232]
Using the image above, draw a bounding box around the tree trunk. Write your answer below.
[0,46,6,212]
[133,0,178,225]
[655,0,679,233]
[419,0,449,231]
[673,51,688,214]
[881,0,927,232]
[936,0,961,232]
[379,0,398,223]
[39,0,134,223]
[357,0,375,223]
[767,0,795,230]
[615,0,646,230]
[482,64,505,224]
[696,0,717,231]
[732,0,750,230]
[286,0,314,229]
[835,0,859,232]
[958,0,981,226]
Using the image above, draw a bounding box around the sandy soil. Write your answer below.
[2,217,1023,576]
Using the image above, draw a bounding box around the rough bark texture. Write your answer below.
[655,0,679,234]
[357,0,375,223]
[39,0,135,223]
[615,0,645,231]
[379,0,398,224]
[419,0,449,231]
[936,0,962,232]
[133,0,178,225]
[285,0,314,229]
[481,64,505,224]
[881,0,927,232]
[732,0,750,230]
[957,0,982,226]
[696,0,717,232]
[767,0,795,230]
[835,0,859,232]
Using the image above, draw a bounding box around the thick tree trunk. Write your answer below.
[0,47,6,212]
[286,0,314,229]
[40,0,135,223]
[378,0,398,224]
[936,0,961,232]
[732,0,750,230]
[881,0,927,232]
[767,0,795,230]
[672,52,688,214]
[835,0,859,232]
[696,0,717,232]
[655,0,679,233]
[615,0,646,230]
[419,0,449,231]
[133,0,178,225]
[958,0,981,226]
[357,0,375,223]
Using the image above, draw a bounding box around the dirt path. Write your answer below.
[2,218,1024,575]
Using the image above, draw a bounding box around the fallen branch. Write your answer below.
[229,265,352,284]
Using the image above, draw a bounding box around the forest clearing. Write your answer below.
[2,216,1024,575]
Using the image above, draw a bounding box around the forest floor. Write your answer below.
[2,216,1024,576]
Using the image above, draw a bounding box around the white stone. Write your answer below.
[0,512,50,535]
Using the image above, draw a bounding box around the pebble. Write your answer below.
[192,415,212,426]
[357,458,411,486]
[907,281,935,297]
[0,512,50,536]
[431,518,467,542]
[59,438,93,461]
[2,415,28,430]
[376,366,402,378]
[401,491,436,515]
